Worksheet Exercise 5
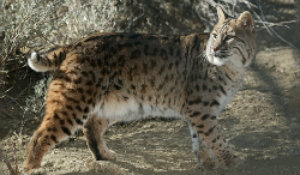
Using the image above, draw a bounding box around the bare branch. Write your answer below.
[255,0,300,51]
[0,149,17,175]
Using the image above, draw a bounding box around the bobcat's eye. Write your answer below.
[224,35,235,41]
[212,33,217,39]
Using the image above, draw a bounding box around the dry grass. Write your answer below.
[0,0,296,72]
[0,0,299,174]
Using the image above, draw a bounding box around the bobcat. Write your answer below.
[24,7,255,173]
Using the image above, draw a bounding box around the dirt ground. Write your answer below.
[0,45,300,174]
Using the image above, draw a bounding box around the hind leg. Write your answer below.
[23,110,85,173]
[23,79,91,173]
[83,114,117,161]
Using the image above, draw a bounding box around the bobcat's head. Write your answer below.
[206,7,256,68]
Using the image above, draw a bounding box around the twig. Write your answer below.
[232,0,237,17]
[0,149,17,175]
[18,107,28,141]
[243,0,258,9]
[0,65,28,75]
[13,143,19,174]
[0,70,9,74]
[255,20,296,29]
[2,86,14,95]
[256,0,300,51]
[40,34,64,49]
[35,15,64,26]
[249,6,273,35]
[5,95,24,109]
[0,55,9,67]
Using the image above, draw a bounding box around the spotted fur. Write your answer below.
[24,7,255,173]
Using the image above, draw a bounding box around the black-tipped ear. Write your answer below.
[237,11,254,31]
[216,6,226,22]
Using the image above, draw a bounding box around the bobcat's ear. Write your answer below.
[216,6,226,22]
[237,11,255,32]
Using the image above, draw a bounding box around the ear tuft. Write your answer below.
[237,11,254,30]
[216,6,226,22]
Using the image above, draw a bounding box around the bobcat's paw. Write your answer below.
[23,161,41,175]
[217,147,242,169]
[195,147,219,170]
[101,149,117,161]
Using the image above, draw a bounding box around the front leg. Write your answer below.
[83,114,117,161]
[185,108,239,169]
[187,121,217,169]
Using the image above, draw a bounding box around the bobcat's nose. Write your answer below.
[213,46,219,52]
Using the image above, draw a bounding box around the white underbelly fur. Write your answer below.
[91,97,183,121]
